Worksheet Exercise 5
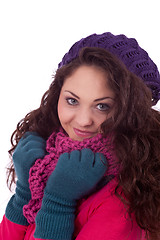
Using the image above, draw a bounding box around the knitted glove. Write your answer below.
[34,148,107,240]
[5,132,46,225]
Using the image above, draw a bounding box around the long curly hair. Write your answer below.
[7,47,160,239]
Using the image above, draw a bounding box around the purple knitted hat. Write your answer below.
[58,32,160,105]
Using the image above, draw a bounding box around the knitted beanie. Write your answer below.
[58,32,160,105]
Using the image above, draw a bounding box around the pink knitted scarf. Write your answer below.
[23,130,118,224]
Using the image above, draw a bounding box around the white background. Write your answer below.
[0,0,160,221]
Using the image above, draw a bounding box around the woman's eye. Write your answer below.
[97,103,110,111]
[66,98,78,105]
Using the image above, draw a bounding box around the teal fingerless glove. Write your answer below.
[5,132,46,225]
[34,148,107,240]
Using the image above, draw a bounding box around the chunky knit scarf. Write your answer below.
[23,130,118,224]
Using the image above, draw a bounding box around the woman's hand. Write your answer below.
[46,148,108,200]
[34,149,107,240]
[13,132,46,187]
[5,132,46,225]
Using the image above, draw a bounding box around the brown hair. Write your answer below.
[7,47,160,239]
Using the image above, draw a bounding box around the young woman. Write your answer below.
[0,32,160,240]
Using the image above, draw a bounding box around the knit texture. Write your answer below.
[5,132,46,226]
[58,32,160,105]
[23,130,117,224]
[5,181,31,225]
[34,191,77,239]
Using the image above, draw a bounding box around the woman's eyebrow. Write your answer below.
[64,90,80,99]
[94,97,114,102]
[64,90,114,101]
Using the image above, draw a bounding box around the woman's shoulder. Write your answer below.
[76,177,122,221]
[75,178,145,239]
[80,177,119,206]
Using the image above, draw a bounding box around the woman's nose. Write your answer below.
[75,108,93,127]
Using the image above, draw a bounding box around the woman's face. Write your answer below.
[58,65,115,141]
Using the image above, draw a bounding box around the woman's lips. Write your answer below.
[73,128,95,138]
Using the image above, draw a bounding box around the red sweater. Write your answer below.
[0,179,146,240]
